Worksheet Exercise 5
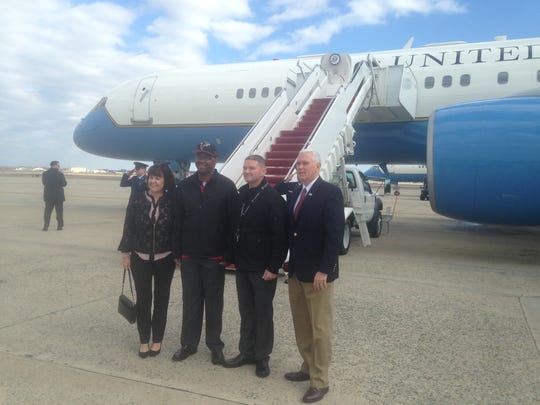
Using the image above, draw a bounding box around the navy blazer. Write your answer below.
[276,177,344,283]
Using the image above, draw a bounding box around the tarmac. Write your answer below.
[0,173,539,404]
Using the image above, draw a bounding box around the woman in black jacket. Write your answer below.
[118,163,178,358]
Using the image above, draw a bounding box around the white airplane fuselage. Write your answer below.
[74,37,540,225]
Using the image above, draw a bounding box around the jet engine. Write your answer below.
[427,97,540,225]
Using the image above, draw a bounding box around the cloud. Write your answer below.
[0,0,468,169]
[251,0,466,58]
[266,0,333,23]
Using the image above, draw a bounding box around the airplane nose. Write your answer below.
[73,98,112,157]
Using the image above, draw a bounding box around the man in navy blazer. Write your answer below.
[276,150,344,403]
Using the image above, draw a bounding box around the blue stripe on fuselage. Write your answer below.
[352,121,427,164]
[73,105,428,164]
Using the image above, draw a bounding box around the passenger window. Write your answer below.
[236,89,244,99]
[262,87,269,98]
[274,86,283,96]
[424,76,435,89]
[460,74,471,86]
[346,172,356,189]
[249,88,256,98]
[442,75,452,88]
[498,72,509,84]
[537,70,540,82]
[363,181,372,194]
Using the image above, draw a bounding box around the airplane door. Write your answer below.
[131,76,157,124]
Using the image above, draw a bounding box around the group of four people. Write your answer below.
[118,141,344,403]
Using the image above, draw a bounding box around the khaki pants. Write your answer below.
[288,275,334,388]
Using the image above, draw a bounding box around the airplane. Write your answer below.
[364,164,427,198]
[73,36,540,226]
[364,164,427,184]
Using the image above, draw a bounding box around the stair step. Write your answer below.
[266,151,299,159]
[266,175,286,185]
[296,122,317,129]
[298,116,321,123]
[266,167,290,176]
[275,136,308,144]
[271,143,304,152]
[280,129,312,137]
[266,158,295,166]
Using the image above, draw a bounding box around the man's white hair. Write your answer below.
[298,149,321,164]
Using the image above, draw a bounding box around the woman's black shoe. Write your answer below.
[149,348,161,357]
[138,350,149,359]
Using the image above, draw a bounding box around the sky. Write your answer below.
[1,0,538,170]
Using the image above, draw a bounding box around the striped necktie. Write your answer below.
[294,187,308,219]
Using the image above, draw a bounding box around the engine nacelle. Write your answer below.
[427,97,540,225]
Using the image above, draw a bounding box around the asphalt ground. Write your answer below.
[0,173,539,404]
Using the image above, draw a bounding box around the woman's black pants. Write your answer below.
[130,254,176,344]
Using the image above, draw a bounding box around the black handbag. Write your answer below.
[118,269,137,324]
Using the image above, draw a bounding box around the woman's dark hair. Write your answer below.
[147,163,176,192]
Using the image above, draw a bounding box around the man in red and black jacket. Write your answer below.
[172,141,238,366]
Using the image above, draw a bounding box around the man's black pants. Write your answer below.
[235,270,277,360]
[43,200,64,229]
[180,258,225,352]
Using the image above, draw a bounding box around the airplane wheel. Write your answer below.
[394,190,400,196]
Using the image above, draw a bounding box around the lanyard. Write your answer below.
[240,183,268,218]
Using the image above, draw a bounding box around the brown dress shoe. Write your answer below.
[302,387,329,403]
[284,371,310,381]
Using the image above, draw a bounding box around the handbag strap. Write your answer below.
[121,269,135,300]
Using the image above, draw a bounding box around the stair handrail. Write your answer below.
[311,61,375,180]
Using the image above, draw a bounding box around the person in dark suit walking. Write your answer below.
[42,160,67,231]
[275,150,344,403]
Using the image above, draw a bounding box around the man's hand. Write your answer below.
[262,270,278,281]
[313,271,327,291]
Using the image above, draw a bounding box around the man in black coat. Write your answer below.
[276,150,344,403]
[172,141,238,366]
[223,155,287,378]
[42,160,67,231]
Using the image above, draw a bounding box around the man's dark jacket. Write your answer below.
[276,177,344,283]
[234,178,288,274]
[175,170,238,262]
[42,168,67,202]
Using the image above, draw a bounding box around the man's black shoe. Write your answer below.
[302,387,329,403]
[211,348,225,365]
[223,353,256,368]
[255,358,270,378]
[171,346,197,362]
[284,370,310,381]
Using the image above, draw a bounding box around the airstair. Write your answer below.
[221,53,415,186]
[220,52,416,243]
